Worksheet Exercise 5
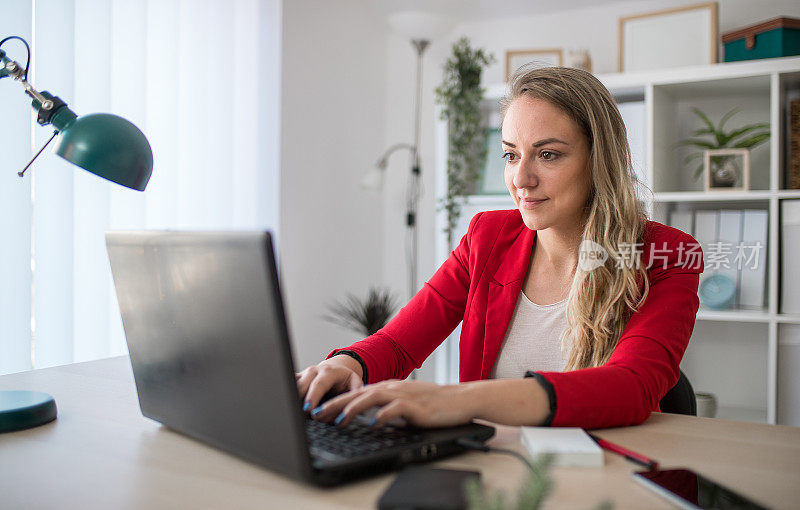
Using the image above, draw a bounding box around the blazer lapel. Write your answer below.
[481,225,536,379]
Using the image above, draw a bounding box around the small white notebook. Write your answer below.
[520,427,603,467]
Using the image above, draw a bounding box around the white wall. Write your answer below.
[280,0,389,370]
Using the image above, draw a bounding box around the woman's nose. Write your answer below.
[512,157,539,189]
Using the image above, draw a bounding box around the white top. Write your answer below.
[490,290,570,379]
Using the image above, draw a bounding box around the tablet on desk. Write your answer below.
[632,468,770,510]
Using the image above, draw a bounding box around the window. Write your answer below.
[0,0,281,374]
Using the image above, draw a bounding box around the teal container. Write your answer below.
[723,17,800,62]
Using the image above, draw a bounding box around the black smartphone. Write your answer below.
[377,466,481,510]
[632,468,770,509]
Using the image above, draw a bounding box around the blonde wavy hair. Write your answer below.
[500,66,651,370]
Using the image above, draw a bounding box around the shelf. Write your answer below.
[655,75,770,99]
[489,57,800,102]
[777,314,800,325]
[696,309,771,323]
[694,311,800,325]
[652,191,773,202]
[597,55,800,94]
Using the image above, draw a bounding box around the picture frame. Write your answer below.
[478,127,508,195]
[704,148,750,191]
[505,49,563,82]
[618,2,718,72]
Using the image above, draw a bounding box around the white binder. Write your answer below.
[668,210,693,236]
[782,200,800,314]
[693,210,719,284]
[739,210,768,309]
[717,210,743,307]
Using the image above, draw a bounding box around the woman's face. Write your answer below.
[501,96,592,232]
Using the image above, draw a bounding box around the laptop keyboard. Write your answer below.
[306,418,423,459]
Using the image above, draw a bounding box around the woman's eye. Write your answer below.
[540,150,559,161]
[502,152,517,162]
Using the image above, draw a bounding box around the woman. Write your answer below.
[296,66,703,430]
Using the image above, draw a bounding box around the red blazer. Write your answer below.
[330,209,703,429]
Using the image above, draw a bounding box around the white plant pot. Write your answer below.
[695,392,718,418]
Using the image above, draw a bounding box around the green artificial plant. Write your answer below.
[323,286,398,337]
[678,107,770,181]
[464,454,611,510]
[435,37,495,249]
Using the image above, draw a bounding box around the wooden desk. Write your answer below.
[1,357,798,509]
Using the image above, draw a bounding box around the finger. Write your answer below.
[334,389,400,427]
[296,367,318,403]
[311,386,367,422]
[304,370,340,411]
[373,399,415,428]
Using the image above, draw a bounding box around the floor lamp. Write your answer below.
[362,12,452,304]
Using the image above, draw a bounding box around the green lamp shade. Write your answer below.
[54,113,153,191]
[0,390,57,433]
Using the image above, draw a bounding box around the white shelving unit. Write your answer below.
[434,56,800,425]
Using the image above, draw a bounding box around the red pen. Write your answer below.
[587,433,659,471]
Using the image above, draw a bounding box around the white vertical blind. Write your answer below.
[0,1,33,375]
[1,0,281,374]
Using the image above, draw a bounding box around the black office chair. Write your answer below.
[658,370,697,416]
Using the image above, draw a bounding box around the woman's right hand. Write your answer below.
[296,354,364,413]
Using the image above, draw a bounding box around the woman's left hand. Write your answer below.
[308,379,474,428]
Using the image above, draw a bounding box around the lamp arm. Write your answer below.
[1,50,55,112]
[2,41,79,178]
[377,143,418,169]
[1,44,76,131]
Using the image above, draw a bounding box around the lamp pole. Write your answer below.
[406,38,429,302]
[374,38,429,303]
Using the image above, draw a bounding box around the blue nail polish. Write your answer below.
[368,418,377,427]
[302,402,310,412]
[311,406,324,415]
[334,413,345,425]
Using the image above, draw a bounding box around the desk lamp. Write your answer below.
[0,36,153,433]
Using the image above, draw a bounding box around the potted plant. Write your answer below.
[323,286,398,337]
[464,454,611,510]
[678,107,770,189]
[435,38,495,249]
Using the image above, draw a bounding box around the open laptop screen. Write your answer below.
[106,231,312,480]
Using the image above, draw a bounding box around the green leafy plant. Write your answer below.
[464,454,611,510]
[678,107,770,180]
[435,37,495,249]
[323,286,398,337]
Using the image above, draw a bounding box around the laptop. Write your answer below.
[105,231,495,486]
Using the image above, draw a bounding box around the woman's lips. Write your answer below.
[520,198,547,209]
